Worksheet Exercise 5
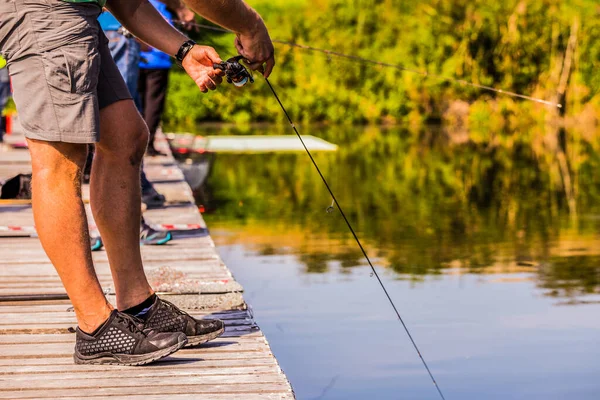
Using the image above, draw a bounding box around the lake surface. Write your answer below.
[178,125,600,400]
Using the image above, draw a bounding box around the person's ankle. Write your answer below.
[122,293,157,321]
[117,288,155,311]
[76,303,114,335]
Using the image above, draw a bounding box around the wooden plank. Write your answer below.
[0,373,285,389]
[0,383,293,399]
[67,394,294,400]
[0,357,278,371]
[59,394,293,400]
[0,350,276,367]
[0,337,271,357]
[0,365,282,380]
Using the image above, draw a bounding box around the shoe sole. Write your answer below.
[73,337,187,366]
[143,200,166,209]
[185,326,225,348]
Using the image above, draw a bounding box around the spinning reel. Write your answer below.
[213,55,254,87]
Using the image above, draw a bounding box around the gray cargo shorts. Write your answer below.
[0,0,132,143]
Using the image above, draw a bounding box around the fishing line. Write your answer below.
[212,48,448,400]
[178,20,561,108]
[264,77,447,400]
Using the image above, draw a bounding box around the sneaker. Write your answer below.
[142,296,224,347]
[140,223,172,245]
[74,310,187,366]
[90,235,103,251]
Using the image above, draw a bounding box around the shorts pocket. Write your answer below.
[41,50,72,96]
[66,42,100,94]
[41,42,100,99]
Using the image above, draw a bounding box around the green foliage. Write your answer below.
[164,0,600,127]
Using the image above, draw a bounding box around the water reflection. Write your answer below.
[173,125,600,302]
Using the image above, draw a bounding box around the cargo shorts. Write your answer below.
[0,0,132,143]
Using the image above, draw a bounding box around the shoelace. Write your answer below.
[115,312,146,336]
[159,299,187,317]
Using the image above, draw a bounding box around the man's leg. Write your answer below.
[90,99,154,310]
[28,140,112,333]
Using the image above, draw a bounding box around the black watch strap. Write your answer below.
[175,39,196,67]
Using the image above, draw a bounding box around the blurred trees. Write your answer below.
[164,0,600,128]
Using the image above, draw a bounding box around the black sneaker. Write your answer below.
[142,296,225,347]
[142,187,166,209]
[74,310,187,366]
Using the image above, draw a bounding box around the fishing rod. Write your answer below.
[180,20,561,108]
[214,57,447,400]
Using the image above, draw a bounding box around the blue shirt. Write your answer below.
[97,11,122,32]
[140,0,173,70]
[98,1,173,70]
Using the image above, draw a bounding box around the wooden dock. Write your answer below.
[0,132,294,399]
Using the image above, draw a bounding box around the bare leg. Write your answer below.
[91,99,153,310]
[28,139,112,333]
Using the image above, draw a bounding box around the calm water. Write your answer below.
[179,125,600,400]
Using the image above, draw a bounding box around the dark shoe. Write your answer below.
[143,296,224,347]
[140,222,172,245]
[141,187,166,209]
[147,147,167,157]
[90,235,103,251]
[74,310,187,365]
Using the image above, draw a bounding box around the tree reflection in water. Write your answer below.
[177,125,600,301]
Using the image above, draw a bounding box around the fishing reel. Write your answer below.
[213,55,254,87]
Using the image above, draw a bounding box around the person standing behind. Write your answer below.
[96,2,193,207]
[95,9,167,209]
[97,12,141,102]
[138,0,175,157]
[0,56,10,142]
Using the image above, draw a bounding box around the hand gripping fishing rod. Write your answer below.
[214,58,447,400]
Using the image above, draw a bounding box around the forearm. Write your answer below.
[182,0,261,35]
[106,0,188,57]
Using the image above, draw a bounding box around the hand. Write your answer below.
[181,45,224,93]
[175,7,199,32]
[235,16,275,78]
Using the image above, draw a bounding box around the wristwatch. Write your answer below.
[175,39,196,67]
